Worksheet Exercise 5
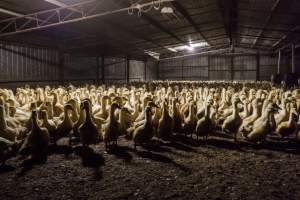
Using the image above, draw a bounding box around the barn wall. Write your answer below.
[129,60,145,82]
[0,43,60,88]
[145,59,158,81]
[158,54,279,81]
[64,54,98,85]
[64,56,147,84]
[104,57,126,83]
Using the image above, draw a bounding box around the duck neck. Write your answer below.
[288,111,295,124]
[64,108,72,123]
[109,107,117,122]
[243,102,249,115]
[48,105,54,119]
[53,93,58,105]
[31,116,40,131]
[42,113,49,124]
[101,97,107,111]
[146,113,152,125]
[205,105,211,119]
[84,107,92,124]
[189,104,195,120]
[0,108,7,129]
[233,102,239,117]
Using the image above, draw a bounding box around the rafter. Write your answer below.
[113,0,190,48]
[171,0,212,46]
[251,0,281,48]
[0,0,173,37]
[271,25,300,49]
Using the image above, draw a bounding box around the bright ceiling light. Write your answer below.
[144,50,160,60]
[186,45,194,51]
[44,0,67,7]
[161,7,174,14]
[166,41,208,52]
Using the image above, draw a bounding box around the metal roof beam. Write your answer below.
[0,0,173,37]
[113,0,190,48]
[251,0,281,48]
[218,0,237,47]
[271,25,300,49]
[171,0,212,46]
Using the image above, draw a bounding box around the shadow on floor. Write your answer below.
[135,150,191,174]
[74,146,105,180]
[0,164,15,174]
[17,156,48,177]
[107,145,133,163]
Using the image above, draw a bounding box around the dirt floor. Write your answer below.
[1,133,300,200]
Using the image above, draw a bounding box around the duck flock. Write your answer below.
[1,81,300,166]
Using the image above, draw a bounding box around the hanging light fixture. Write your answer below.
[128,0,174,17]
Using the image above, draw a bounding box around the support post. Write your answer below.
[126,57,130,83]
[96,56,100,84]
[277,49,281,74]
[58,49,64,85]
[157,61,160,80]
[230,55,234,81]
[292,43,295,73]
[101,56,104,84]
[207,55,211,80]
[181,59,184,80]
[256,54,260,81]
[144,60,147,81]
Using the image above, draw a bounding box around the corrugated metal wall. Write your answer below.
[145,60,158,81]
[0,41,287,87]
[259,55,278,80]
[104,57,126,83]
[233,55,256,80]
[159,54,279,81]
[64,54,98,85]
[129,60,145,82]
[209,56,231,80]
[0,43,60,88]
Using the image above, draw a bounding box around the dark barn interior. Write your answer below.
[1,0,300,199]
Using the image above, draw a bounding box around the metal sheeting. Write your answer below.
[159,54,278,81]
[129,60,145,82]
[233,55,256,80]
[64,54,97,82]
[209,56,231,80]
[145,60,158,81]
[0,43,59,83]
[159,56,209,80]
[104,57,126,83]
[259,55,277,80]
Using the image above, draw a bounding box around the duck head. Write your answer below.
[64,104,74,113]
[111,102,121,111]
[145,106,153,118]
[31,110,38,121]
[147,101,159,108]
[269,103,281,114]
[81,100,91,111]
